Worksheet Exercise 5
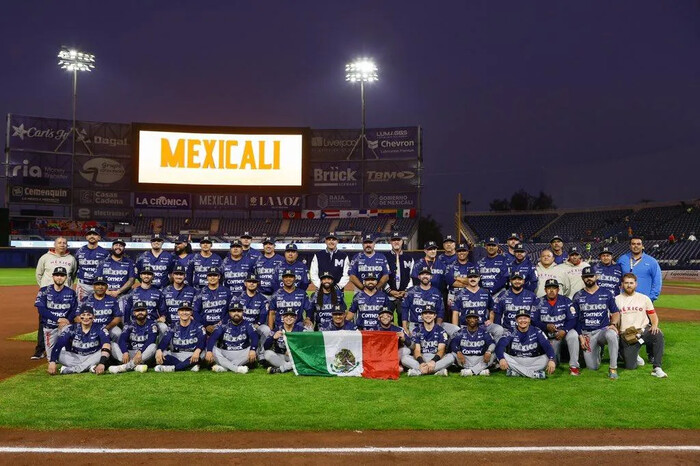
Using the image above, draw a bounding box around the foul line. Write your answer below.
[0,446,699,454]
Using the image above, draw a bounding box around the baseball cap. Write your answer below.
[331,305,345,315]
[456,243,468,252]
[245,273,259,282]
[421,305,437,314]
[320,271,335,280]
[581,266,595,277]
[378,307,393,315]
[85,228,100,236]
[112,238,126,246]
[510,270,525,280]
[515,309,531,319]
[418,267,433,275]
[281,269,296,277]
[550,235,564,243]
[206,267,221,276]
[52,267,67,276]
[92,276,108,285]
[485,237,499,246]
[363,272,378,281]
[139,265,154,275]
[230,239,243,248]
[362,234,375,243]
[443,235,456,244]
[240,231,253,239]
[285,243,298,252]
[79,305,95,316]
[174,234,189,244]
[133,301,149,311]
[466,267,480,277]
[514,243,526,252]
[178,301,194,311]
[568,246,581,255]
[544,278,559,288]
[228,301,244,311]
[172,265,186,274]
[199,236,213,244]
[508,233,519,240]
[325,232,338,240]
[262,236,275,245]
[390,232,403,241]
[281,307,297,316]
[424,241,438,250]
[599,247,613,256]
[465,309,480,319]
[150,234,164,242]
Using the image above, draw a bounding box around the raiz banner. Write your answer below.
[7,151,72,187]
[9,185,71,205]
[7,114,131,157]
[135,192,191,210]
[73,156,131,190]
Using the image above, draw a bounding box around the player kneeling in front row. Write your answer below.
[373,306,412,372]
[615,273,667,378]
[110,301,158,373]
[402,305,454,377]
[264,307,307,374]
[450,309,495,377]
[495,309,556,379]
[154,301,206,372]
[48,306,111,375]
[322,305,358,331]
[205,303,258,374]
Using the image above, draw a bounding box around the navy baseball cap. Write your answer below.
[424,241,438,250]
[514,243,526,252]
[281,307,297,316]
[92,276,108,285]
[199,236,213,244]
[139,265,154,275]
[421,305,437,314]
[331,305,345,315]
[466,267,480,277]
[240,231,253,239]
[172,265,186,274]
[568,246,581,255]
[390,232,403,241]
[508,233,519,240]
[285,243,298,252]
[228,301,244,311]
[174,234,189,244]
[79,305,95,315]
[599,247,613,256]
[262,236,275,245]
[550,235,564,243]
[150,234,164,242]
[581,266,596,277]
[443,235,456,243]
[515,309,531,319]
[378,306,393,315]
[206,267,221,276]
[363,272,378,280]
[456,243,468,252]
[133,301,149,311]
[325,232,338,240]
[544,278,559,288]
[362,234,375,243]
[320,271,335,280]
[52,267,67,276]
[230,239,243,248]
[245,273,259,282]
[282,269,296,277]
[510,270,525,280]
[485,237,499,245]
[85,228,100,236]
[465,309,480,319]
[112,238,126,246]
[418,267,433,275]
[178,301,194,311]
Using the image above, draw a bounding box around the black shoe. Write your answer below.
[267,367,281,374]
[30,350,45,360]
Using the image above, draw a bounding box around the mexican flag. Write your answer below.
[285,331,399,379]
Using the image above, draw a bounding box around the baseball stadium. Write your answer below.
[1,3,700,465]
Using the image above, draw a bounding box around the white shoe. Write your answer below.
[407,369,421,377]
[134,365,148,373]
[190,364,200,372]
[636,355,645,367]
[435,368,448,377]
[154,365,175,373]
[59,366,73,375]
[460,369,474,377]
[109,364,127,374]
[651,367,667,378]
[235,366,249,374]
[211,364,227,373]
[478,369,490,376]
[89,365,97,374]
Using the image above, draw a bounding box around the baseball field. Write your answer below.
[1,268,698,464]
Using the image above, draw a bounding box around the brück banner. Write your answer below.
[73,156,132,190]
[9,185,71,205]
[74,189,132,208]
[75,206,133,221]
[309,127,419,161]
[305,193,362,210]
[193,193,247,210]
[309,161,362,193]
[364,192,419,209]
[134,192,191,210]
[8,114,131,157]
[363,160,420,193]
[7,151,72,188]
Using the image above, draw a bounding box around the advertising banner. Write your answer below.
[9,185,71,205]
[310,127,419,161]
[75,206,133,221]
[248,194,303,210]
[363,192,419,209]
[309,129,360,161]
[8,114,131,157]
[309,161,362,192]
[135,192,191,210]
[73,156,132,189]
[305,193,362,210]
[193,193,247,210]
[74,189,131,208]
[7,151,72,187]
[363,160,420,193]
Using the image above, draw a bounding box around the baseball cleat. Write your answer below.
[608,369,619,380]
[89,365,97,374]
[532,370,546,379]
[235,366,249,374]
[267,367,281,374]
[460,369,474,377]
[108,364,127,374]
[407,369,422,377]
[569,367,580,376]
[211,364,227,373]
[30,350,45,360]
[505,369,519,377]
[190,364,200,372]
[59,366,73,375]
[154,365,175,372]
[435,369,448,377]
[478,369,490,376]
[134,365,148,373]
[636,355,645,367]
[651,367,668,378]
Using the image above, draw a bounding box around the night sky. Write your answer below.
[2,1,699,230]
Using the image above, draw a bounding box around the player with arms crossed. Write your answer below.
[348,234,391,291]
[264,307,307,374]
[35,267,77,360]
[309,271,346,330]
[593,247,623,295]
[452,267,503,341]
[268,269,313,329]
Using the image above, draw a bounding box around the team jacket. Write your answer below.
[349,290,391,330]
[161,284,198,325]
[532,295,577,338]
[593,263,623,295]
[123,286,166,323]
[445,260,477,288]
[118,319,159,353]
[349,252,391,281]
[572,287,619,333]
[401,286,445,323]
[193,286,231,327]
[509,258,538,292]
[309,287,347,329]
[136,250,174,289]
[495,326,556,359]
[449,327,495,356]
[494,289,538,331]
[95,256,137,292]
[232,291,270,326]
[50,323,109,362]
[272,260,310,292]
[206,319,259,352]
[159,321,206,352]
[221,255,255,294]
[74,245,110,284]
[452,287,494,326]
[477,255,509,294]
[411,257,448,291]
[321,320,358,331]
[75,295,121,328]
[254,254,285,294]
[384,250,414,293]
[412,323,448,355]
[268,287,311,326]
[263,322,306,354]
[35,285,77,329]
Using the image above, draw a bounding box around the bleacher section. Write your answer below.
[465,213,557,242]
[218,218,281,237]
[337,218,387,234]
[536,209,632,242]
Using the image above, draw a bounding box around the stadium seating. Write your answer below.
[286,219,332,235]
[465,213,557,242]
[536,209,632,242]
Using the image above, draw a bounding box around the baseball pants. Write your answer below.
[582,328,619,370]
[108,326,122,343]
[34,316,45,355]
[454,354,492,374]
[401,352,455,372]
[213,346,252,371]
[43,326,69,361]
[75,281,94,304]
[549,329,580,368]
[56,349,102,374]
[485,323,505,342]
[255,325,272,360]
[620,327,664,369]
[110,344,157,369]
[162,351,197,371]
[264,350,294,373]
[503,354,548,379]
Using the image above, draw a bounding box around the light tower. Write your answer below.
[345,58,378,160]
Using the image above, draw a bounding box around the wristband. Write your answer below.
[417,356,425,364]
[433,354,442,362]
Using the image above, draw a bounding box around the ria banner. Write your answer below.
[7,151,72,187]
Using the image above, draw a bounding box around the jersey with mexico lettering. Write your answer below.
[118,319,159,353]
[232,291,270,326]
[509,258,538,292]
[193,286,231,327]
[263,322,306,354]
[123,287,166,323]
[452,287,494,326]
[221,255,255,294]
[495,326,555,359]
[401,286,445,323]
[572,287,619,333]
[50,323,109,361]
[136,250,174,289]
[532,295,577,338]
[95,256,137,292]
[268,287,311,326]
[272,260,310,292]
[161,284,198,325]
[159,321,206,352]
[593,263,623,295]
[75,245,110,284]
[445,260,477,289]
[187,253,223,289]
[349,252,391,281]
[173,253,194,274]
[254,254,285,294]
[449,327,495,356]
[206,319,259,352]
[477,255,509,294]
[35,285,78,329]
[309,287,346,329]
[411,257,448,291]
[243,248,262,262]
[494,289,538,331]
[76,295,121,328]
[412,324,448,354]
[614,291,655,330]
[350,290,391,330]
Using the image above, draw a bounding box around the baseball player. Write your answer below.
[477,237,509,299]
[503,233,521,264]
[47,306,110,375]
[411,241,448,292]
[402,305,453,376]
[155,301,207,372]
[309,232,350,290]
[593,247,623,295]
[254,237,284,298]
[384,232,413,324]
[221,239,255,294]
[559,246,590,298]
[494,271,538,333]
[348,234,391,290]
[437,235,458,268]
[264,307,307,374]
[321,305,358,331]
[371,307,412,367]
[77,275,122,343]
[172,234,194,274]
[348,272,392,330]
[271,243,310,292]
[495,309,556,379]
[240,231,262,262]
[532,279,580,375]
[161,264,198,326]
[122,265,167,335]
[401,268,448,334]
[550,235,568,265]
[94,238,137,298]
[232,273,271,339]
[309,271,346,330]
[193,267,231,334]
[135,234,174,289]
[34,267,77,360]
[268,269,312,328]
[615,273,667,377]
[617,236,663,301]
[450,309,496,376]
[445,243,475,292]
[187,236,222,290]
[535,249,570,298]
[205,303,259,373]
[509,243,538,292]
[572,266,620,379]
[109,301,158,374]
[451,267,504,341]
[74,228,110,303]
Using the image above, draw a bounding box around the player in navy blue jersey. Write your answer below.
[172,235,194,278]
[271,243,310,292]
[450,309,496,376]
[348,272,391,330]
[264,307,307,374]
[309,271,346,330]
[240,231,262,262]
[221,239,255,294]
[205,303,258,374]
[122,266,167,335]
[74,228,110,303]
[109,301,158,374]
[494,271,538,332]
[477,237,509,299]
[76,275,122,343]
[95,239,136,298]
[349,234,390,290]
[193,267,231,334]
[550,235,568,265]
[437,235,458,268]
[254,237,284,297]
[402,306,453,376]
[503,233,521,264]
[411,241,448,292]
[495,309,556,379]
[35,267,78,360]
[268,269,312,328]
[47,305,111,375]
[321,305,358,331]
[135,234,174,289]
[161,265,197,326]
[593,247,623,295]
[401,268,448,333]
[510,243,538,292]
[452,267,504,341]
[187,236,222,290]
[155,302,206,372]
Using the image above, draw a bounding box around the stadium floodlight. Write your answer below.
[345,58,378,160]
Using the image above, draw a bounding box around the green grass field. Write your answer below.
[655,295,700,311]
[0,322,697,431]
[0,268,36,286]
